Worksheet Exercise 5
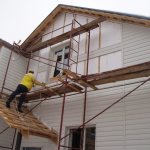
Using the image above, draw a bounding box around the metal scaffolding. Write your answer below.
[0,17,150,150]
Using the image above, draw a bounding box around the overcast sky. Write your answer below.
[0,0,150,44]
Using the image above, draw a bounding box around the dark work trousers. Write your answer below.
[7,84,28,109]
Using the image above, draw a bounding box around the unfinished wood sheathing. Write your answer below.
[0,100,58,144]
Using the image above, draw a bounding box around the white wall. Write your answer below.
[0,118,16,149]
[21,136,56,150]
[0,46,28,94]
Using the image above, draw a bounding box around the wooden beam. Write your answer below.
[26,17,105,52]
[26,83,83,101]
[0,100,58,143]
[82,61,150,85]
[50,76,82,93]
[63,69,98,90]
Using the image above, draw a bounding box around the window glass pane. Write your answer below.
[101,21,122,48]
[85,127,96,150]
[100,51,122,72]
[53,47,69,77]
[70,129,81,149]
[69,127,95,150]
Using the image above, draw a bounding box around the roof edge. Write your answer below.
[0,38,13,50]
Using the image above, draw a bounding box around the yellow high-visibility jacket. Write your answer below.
[20,73,43,90]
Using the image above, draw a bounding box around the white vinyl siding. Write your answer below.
[0,46,27,93]
[123,23,150,66]
[0,118,16,149]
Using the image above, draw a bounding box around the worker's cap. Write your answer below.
[29,70,34,74]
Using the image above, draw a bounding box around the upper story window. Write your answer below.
[53,46,69,77]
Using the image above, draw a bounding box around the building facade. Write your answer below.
[0,4,150,150]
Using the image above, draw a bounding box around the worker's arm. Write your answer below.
[31,75,46,87]
[34,79,46,86]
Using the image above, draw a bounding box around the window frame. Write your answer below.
[53,46,69,77]
[67,126,96,150]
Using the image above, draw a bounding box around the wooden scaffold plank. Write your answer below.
[0,99,58,144]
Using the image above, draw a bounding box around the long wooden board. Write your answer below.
[0,100,58,143]
[26,17,105,52]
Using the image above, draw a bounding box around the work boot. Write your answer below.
[6,101,10,108]
[18,108,23,113]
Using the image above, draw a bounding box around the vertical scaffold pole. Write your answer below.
[57,19,75,150]
[80,31,90,150]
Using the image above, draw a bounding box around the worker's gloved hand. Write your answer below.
[42,82,46,87]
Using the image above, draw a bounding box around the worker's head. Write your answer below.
[29,70,34,74]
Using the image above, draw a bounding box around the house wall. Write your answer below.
[0,46,28,149]
[0,118,16,149]
[0,46,28,94]
[21,12,150,150]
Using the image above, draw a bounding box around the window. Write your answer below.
[23,147,41,150]
[101,21,122,48]
[69,127,95,150]
[100,51,122,72]
[53,46,69,77]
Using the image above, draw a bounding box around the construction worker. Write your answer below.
[6,70,46,112]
